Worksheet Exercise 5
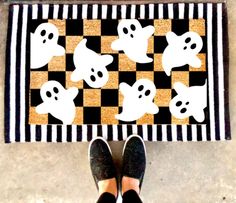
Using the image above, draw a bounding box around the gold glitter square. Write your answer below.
[172,71,189,88]
[66,36,83,54]
[101,107,119,124]
[73,107,83,124]
[137,114,154,124]
[154,19,172,36]
[30,72,48,89]
[29,107,48,124]
[119,54,136,71]
[102,72,118,89]
[84,89,101,106]
[101,36,119,53]
[155,89,172,107]
[189,54,206,72]
[172,116,189,125]
[84,20,101,36]
[154,54,164,71]
[66,71,83,89]
[189,19,205,36]
[48,55,66,71]
[136,71,154,81]
[48,20,65,36]
[147,36,154,53]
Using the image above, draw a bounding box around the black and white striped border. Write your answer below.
[5,3,230,143]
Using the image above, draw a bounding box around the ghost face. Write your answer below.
[132,79,156,101]
[40,81,65,103]
[117,19,143,40]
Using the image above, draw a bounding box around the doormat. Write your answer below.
[5,3,230,142]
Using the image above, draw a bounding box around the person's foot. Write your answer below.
[88,137,118,198]
[121,135,146,195]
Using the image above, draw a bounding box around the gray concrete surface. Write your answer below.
[0,0,236,202]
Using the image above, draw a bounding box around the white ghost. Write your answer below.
[162,31,203,76]
[36,81,78,124]
[169,80,207,122]
[116,79,159,122]
[71,38,113,88]
[111,19,154,63]
[31,23,65,69]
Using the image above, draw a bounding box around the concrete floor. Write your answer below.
[0,0,236,202]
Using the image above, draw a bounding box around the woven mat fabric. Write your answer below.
[5,3,230,143]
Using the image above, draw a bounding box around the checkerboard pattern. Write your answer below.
[29,18,207,125]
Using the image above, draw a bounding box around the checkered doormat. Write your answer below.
[5,3,230,143]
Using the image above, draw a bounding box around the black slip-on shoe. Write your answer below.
[88,137,117,191]
[121,135,146,191]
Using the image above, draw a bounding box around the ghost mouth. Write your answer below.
[43,39,46,44]
[130,34,134,38]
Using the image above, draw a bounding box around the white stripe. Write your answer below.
[42,5,49,19]
[172,125,177,142]
[112,5,117,19]
[121,5,126,19]
[162,125,167,142]
[82,125,87,142]
[142,125,148,141]
[102,5,107,19]
[102,125,108,140]
[198,3,204,18]
[158,4,163,19]
[20,5,28,142]
[71,125,77,142]
[9,5,19,142]
[92,4,98,19]
[72,5,78,19]
[152,125,157,141]
[53,5,59,19]
[30,125,36,142]
[63,5,69,19]
[149,4,154,19]
[132,125,137,135]
[82,4,88,19]
[168,4,174,19]
[140,5,145,19]
[189,3,194,19]
[201,125,207,141]
[179,3,185,19]
[122,125,128,140]
[41,125,47,142]
[192,125,197,141]
[32,4,38,19]
[182,125,187,142]
[131,5,136,19]
[217,4,225,141]
[112,125,118,141]
[62,125,67,142]
[92,125,97,139]
[207,4,216,141]
[51,125,57,142]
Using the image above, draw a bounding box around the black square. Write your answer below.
[106,54,118,71]
[66,54,76,71]
[172,65,189,72]
[154,72,171,89]
[74,89,83,106]
[154,36,168,53]
[118,107,136,124]
[136,54,154,71]
[31,64,48,71]
[84,107,101,124]
[119,72,136,86]
[101,20,118,35]
[139,19,154,27]
[154,107,171,124]
[83,81,93,89]
[58,36,65,48]
[48,72,66,87]
[29,20,47,33]
[189,72,207,86]
[30,89,42,106]
[85,36,101,53]
[101,89,118,106]
[200,36,207,53]
[48,114,63,124]
[172,20,189,35]
[66,20,83,35]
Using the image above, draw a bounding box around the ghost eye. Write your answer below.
[176,101,182,106]
[46,91,51,97]
[138,85,144,91]
[40,30,46,36]
[97,71,103,78]
[53,87,59,93]
[48,33,54,40]
[191,43,197,49]
[130,24,136,31]
[185,37,191,43]
[145,90,151,96]
[123,27,128,34]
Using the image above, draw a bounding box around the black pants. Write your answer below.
[97,190,142,203]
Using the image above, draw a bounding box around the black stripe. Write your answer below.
[107,125,113,141]
[97,5,102,19]
[58,5,63,19]
[15,5,22,142]
[173,3,179,19]
[68,4,73,19]
[177,125,183,141]
[48,4,54,19]
[36,125,41,141]
[5,5,13,143]
[118,125,123,140]
[203,3,207,19]
[212,4,220,141]
[107,5,113,19]
[184,3,189,19]
[148,125,152,141]
[126,5,131,19]
[77,125,82,141]
[67,125,72,142]
[38,4,43,19]
[135,5,140,19]
[57,125,62,142]
[145,4,149,19]
[137,125,143,138]
[197,125,202,141]
[47,125,52,142]
[154,4,159,19]
[167,125,172,141]
[193,3,198,19]
[127,125,132,136]
[222,3,231,140]
[187,125,192,141]
[87,4,92,19]
[97,125,103,137]
[163,4,168,19]
[117,5,121,19]
[157,125,162,141]
[87,125,92,141]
